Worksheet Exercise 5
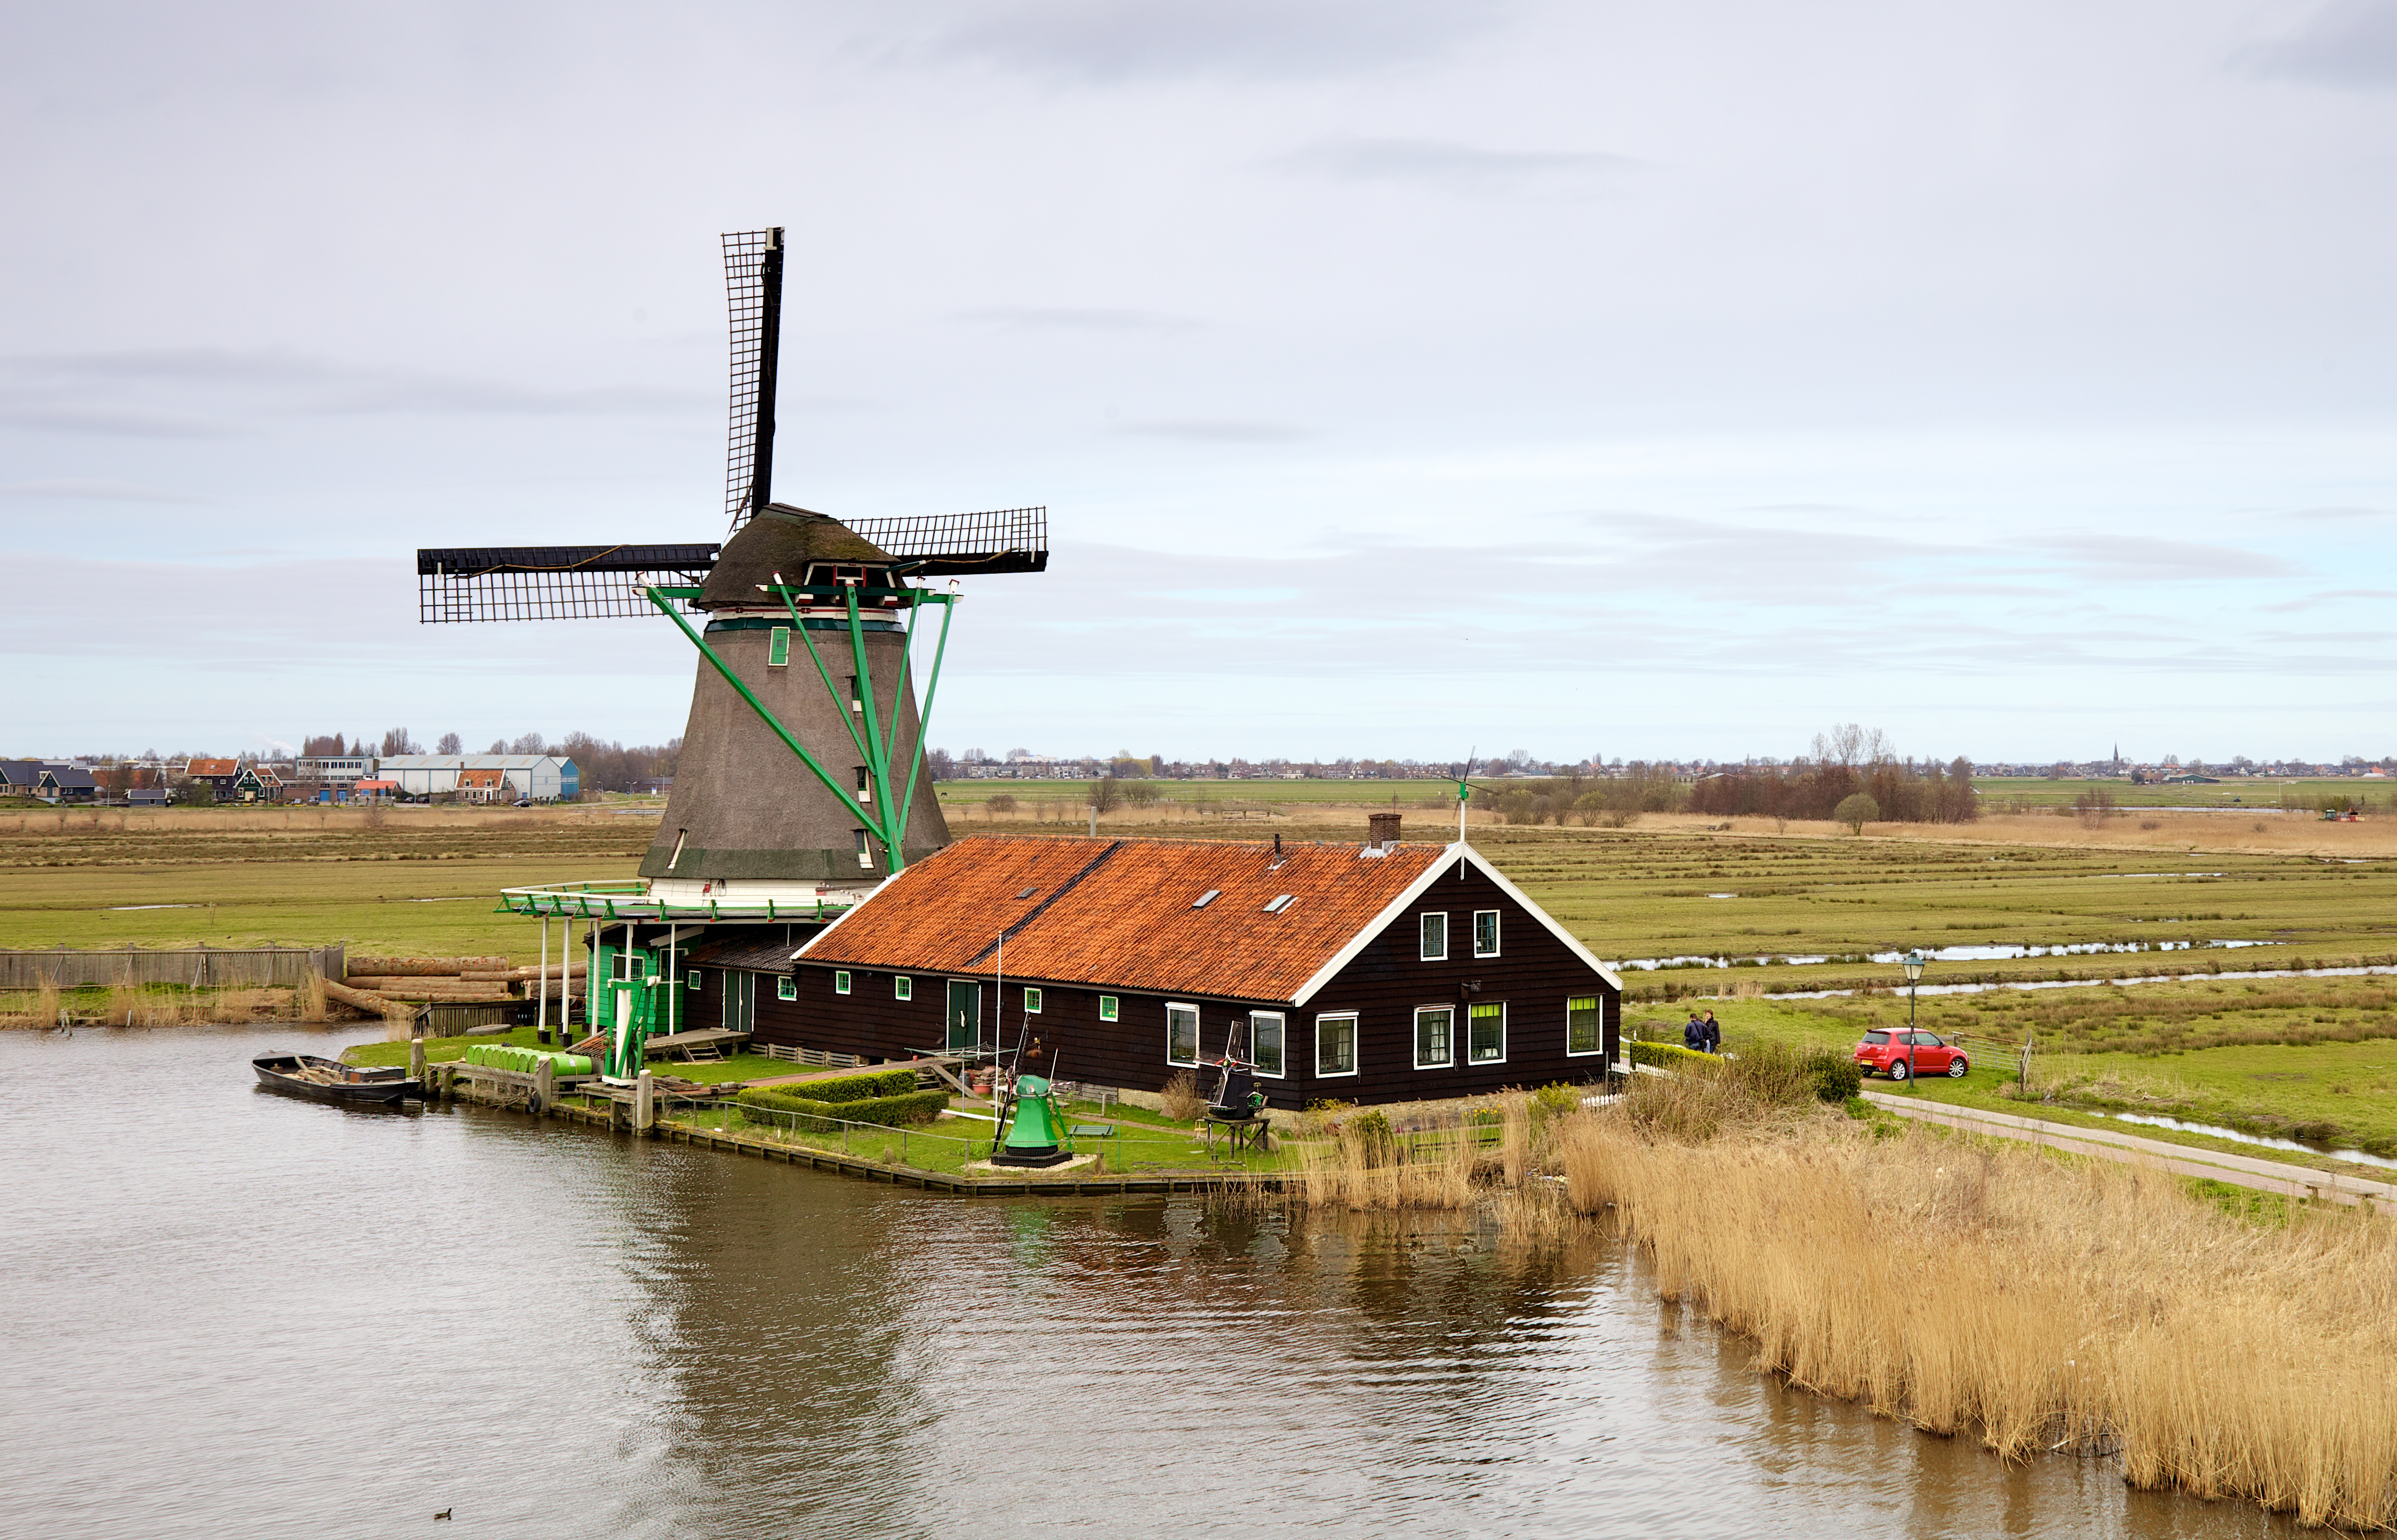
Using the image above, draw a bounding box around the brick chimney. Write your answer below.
[1368,812,1401,849]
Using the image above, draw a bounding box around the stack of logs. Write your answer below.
[323,955,587,1020]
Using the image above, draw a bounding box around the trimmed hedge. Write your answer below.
[1630,1040,1720,1071]
[736,1085,950,1128]
[759,1067,918,1103]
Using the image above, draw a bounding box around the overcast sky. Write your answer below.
[5,1,2394,765]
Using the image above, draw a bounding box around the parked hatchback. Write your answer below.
[1855,1028,1968,1081]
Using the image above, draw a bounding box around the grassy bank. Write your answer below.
[1558,1077,2397,1529]
[1684,987,2397,1165]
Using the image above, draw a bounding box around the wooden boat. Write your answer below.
[252,1052,421,1106]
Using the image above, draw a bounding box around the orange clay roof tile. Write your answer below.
[801,834,1446,1002]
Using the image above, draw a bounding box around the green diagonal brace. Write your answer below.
[889,592,956,850]
[644,589,896,863]
[772,582,875,774]
[843,584,895,837]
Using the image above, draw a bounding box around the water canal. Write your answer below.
[2,1025,2296,1539]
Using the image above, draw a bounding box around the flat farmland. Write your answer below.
[0,804,653,959]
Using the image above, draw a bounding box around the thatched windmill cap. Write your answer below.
[700,504,895,609]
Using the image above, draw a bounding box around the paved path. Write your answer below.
[1862,1090,2396,1210]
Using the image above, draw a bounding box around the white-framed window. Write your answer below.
[1414,1005,1454,1069]
[1250,1011,1286,1078]
[1473,910,1500,958]
[1316,1013,1359,1077]
[767,626,791,667]
[853,830,873,870]
[1166,1002,1200,1066]
[834,970,852,995]
[1024,986,1042,1014]
[1469,1001,1506,1064]
[688,969,701,991]
[894,976,912,1001]
[1419,912,1447,961]
[1567,995,1604,1056]
[1099,995,1119,1022]
[777,975,798,1002]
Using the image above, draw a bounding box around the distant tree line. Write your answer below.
[1691,753,1978,824]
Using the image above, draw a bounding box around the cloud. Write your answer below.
[0,479,206,502]
[893,0,1511,84]
[2235,1,2397,91]
[0,401,245,437]
[2258,588,2397,613]
[961,306,1201,334]
[1275,136,1638,194]
[2034,533,2297,582]
[2277,504,2395,523]
[1113,417,1309,442]
[3,348,705,420]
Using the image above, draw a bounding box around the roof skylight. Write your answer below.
[1016,887,1038,899]
[1264,894,1295,914]
[1192,889,1222,909]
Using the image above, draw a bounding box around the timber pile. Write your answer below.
[335,954,587,1014]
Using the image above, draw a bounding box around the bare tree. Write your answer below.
[1087,776,1122,814]
[436,732,462,755]
[1812,723,1893,767]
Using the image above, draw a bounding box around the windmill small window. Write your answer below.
[853,829,873,870]
[767,626,791,667]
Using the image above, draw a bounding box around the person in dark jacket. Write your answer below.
[1700,1008,1723,1053]
[1684,1012,1707,1051]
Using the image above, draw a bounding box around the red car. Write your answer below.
[1855,1028,1968,1081]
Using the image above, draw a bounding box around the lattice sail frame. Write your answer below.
[722,228,783,535]
[416,545,721,623]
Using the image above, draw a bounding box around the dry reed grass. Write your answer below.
[1558,1106,2397,1528]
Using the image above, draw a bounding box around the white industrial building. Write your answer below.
[377,754,580,802]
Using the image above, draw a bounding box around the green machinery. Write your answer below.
[989,1074,1075,1168]
[601,971,659,1083]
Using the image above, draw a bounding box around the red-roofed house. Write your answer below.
[184,758,241,795]
[704,829,1622,1107]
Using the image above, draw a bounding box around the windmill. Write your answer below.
[415,229,1045,910]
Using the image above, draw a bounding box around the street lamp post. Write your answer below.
[1901,949,1929,1090]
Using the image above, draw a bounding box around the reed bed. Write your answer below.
[1559,1097,2397,1528]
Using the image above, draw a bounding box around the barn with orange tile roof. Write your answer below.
[707,829,1622,1107]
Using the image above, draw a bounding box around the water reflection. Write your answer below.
[1,1026,2300,1539]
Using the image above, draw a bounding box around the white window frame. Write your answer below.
[1419,911,1448,961]
[1166,1002,1200,1066]
[1024,986,1042,1014]
[1315,1013,1359,1078]
[1249,1010,1286,1079]
[894,976,912,1001]
[1468,1000,1507,1065]
[767,626,791,667]
[777,975,797,1002]
[1413,1005,1455,1070]
[1099,995,1119,1022]
[688,969,702,991]
[834,970,852,996]
[1566,995,1604,1057]
[1473,909,1500,958]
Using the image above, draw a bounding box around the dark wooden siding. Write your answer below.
[732,856,1618,1108]
[1295,858,1618,1104]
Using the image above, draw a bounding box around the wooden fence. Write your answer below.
[0,945,345,990]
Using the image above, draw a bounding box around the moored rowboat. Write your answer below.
[252,1053,421,1105]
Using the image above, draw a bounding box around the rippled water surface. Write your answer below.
[1,1026,2295,1539]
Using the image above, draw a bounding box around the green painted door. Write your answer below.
[945,979,980,1054]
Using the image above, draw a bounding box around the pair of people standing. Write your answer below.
[1682,1008,1722,1054]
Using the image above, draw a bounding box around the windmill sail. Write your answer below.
[413,224,1045,623]
[721,227,784,535]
